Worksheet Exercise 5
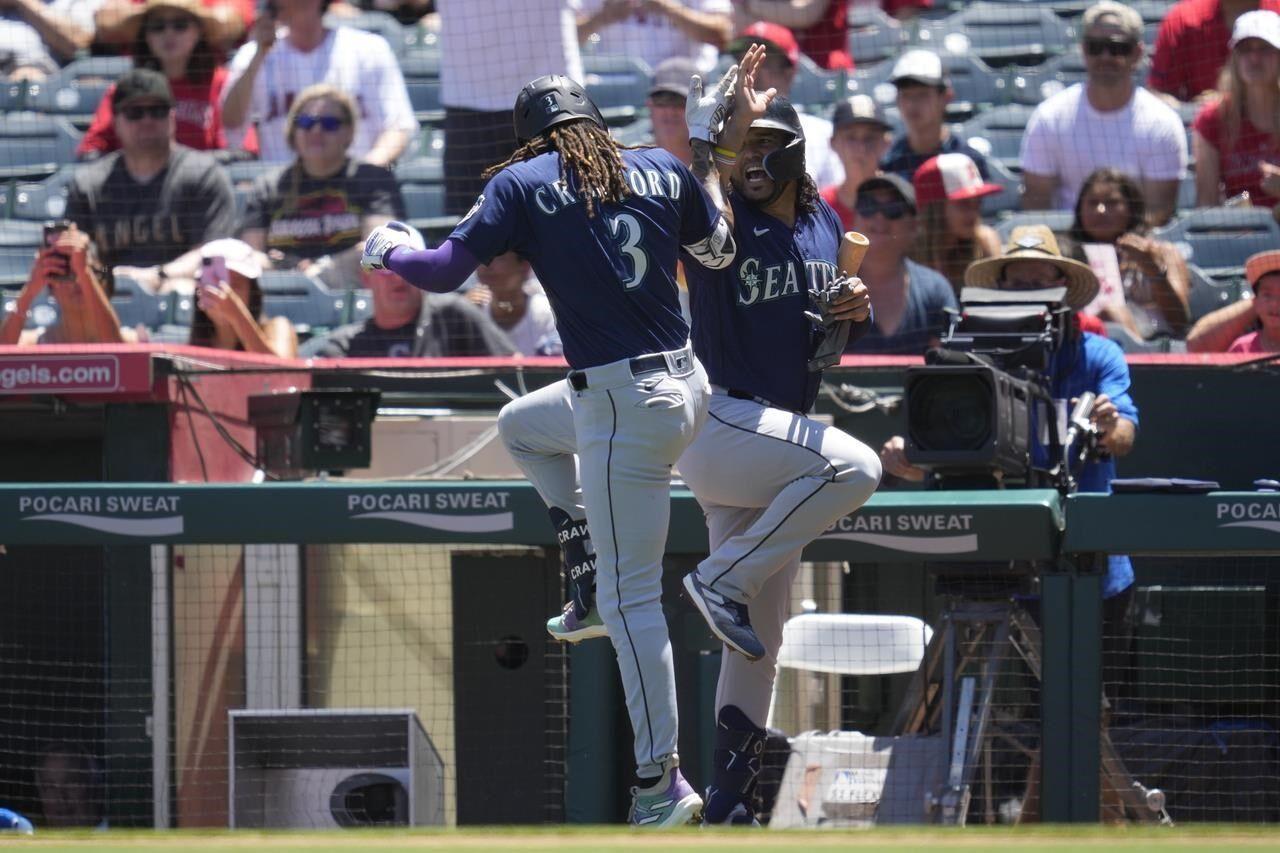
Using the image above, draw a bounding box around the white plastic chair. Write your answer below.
[767,613,933,731]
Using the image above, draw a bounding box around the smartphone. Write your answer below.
[42,220,69,249]
[199,255,227,290]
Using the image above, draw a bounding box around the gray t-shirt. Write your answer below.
[848,259,959,355]
[66,145,236,269]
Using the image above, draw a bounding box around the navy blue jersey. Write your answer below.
[448,146,721,369]
[685,194,842,414]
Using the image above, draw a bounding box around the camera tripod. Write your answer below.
[889,598,1170,825]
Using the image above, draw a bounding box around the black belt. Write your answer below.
[568,352,670,391]
[721,386,804,416]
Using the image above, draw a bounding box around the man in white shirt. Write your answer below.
[1,0,99,79]
[437,0,583,214]
[221,0,416,166]
[725,20,844,188]
[1020,1,1188,225]
[577,0,732,73]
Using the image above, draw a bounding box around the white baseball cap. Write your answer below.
[200,238,262,280]
[1230,9,1280,51]
[891,49,946,88]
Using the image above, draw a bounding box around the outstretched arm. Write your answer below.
[367,229,481,294]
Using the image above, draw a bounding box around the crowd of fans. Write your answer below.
[1,0,1278,358]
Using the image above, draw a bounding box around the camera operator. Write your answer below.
[881,225,1140,697]
[0,224,127,346]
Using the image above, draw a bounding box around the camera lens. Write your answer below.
[908,374,993,452]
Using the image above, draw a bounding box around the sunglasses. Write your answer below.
[146,16,194,34]
[295,114,348,132]
[855,197,912,220]
[1084,38,1136,57]
[120,103,171,121]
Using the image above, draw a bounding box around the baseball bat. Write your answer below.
[838,231,871,277]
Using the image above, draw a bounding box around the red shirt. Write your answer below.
[78,66,258,157]
[1150,0,1280,102]
[1192,97,1280,207]
[821,184,856,230]
[797,0,852,70]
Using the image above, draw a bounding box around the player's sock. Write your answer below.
[549,507,596,618]
[703,704,765,825]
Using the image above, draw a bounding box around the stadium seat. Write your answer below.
[995,209,1075,242]
[7,167,74,222]
[402,182,446,221]
[843,60,897,105]
[0,80,28,112]
[789,55,844,113]
[348,288,373,324]
[25,57,133,124]
[1155,207,1280,275]
[1131,1,1173,50]
[583,55,652,124]
[225,161,275,190]
[109,274,168,330]
[323,10,407,57]
[1186,262,1248,324]
[936,53,1009,119]
[0,287,58,331]
[984,0,1093,16]
[846,5,906,67]
[0,113,82,181]
[961,104,1037,172]
[982,158,1024,219]
[1009,51,1148,105]
[258,270,349,335]
[401,49,442,123]
[0,246,38,287]
[917,2,1076,68]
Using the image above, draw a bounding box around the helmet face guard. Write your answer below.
[762,135,806,183]
[513,75,606,143]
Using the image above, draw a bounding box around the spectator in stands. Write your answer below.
[882,224,1139,700]
[95,0,248,54]
[646,56,694,165]
[910,152,1003,294]
[66,69,237,275]
[304,224,516,357]
[821,94,890,230]
[1066,168,1191,340]
[577,0,731,73]
[845,174,957,354]
[729,2,935,70]
[188,237,297,356]
[726,21,843,187]
[239,85,405,273]
[35,743,105,829]
[1193,10,1280,208]
[0,224,127,345]
[79,0,257,160]
[221,0,416,166]
[1150,0,1280,104]
[1187,248,1280,351]
[436,0,582,216]
[468,252,559,356]
[1021,2,1188,226]
[1,0,99,80]
[880,49,992,184]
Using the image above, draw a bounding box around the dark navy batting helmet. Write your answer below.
[513,75,606,143]
[752,97,806,184]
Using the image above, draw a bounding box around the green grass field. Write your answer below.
[10,826,1280,853]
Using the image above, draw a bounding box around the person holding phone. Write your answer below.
[0,223,127,346]
[188,238,297,356]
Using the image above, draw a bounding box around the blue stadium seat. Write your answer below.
[918,2,1076,68]
[348,288,373,324]
[937,53,1010,119]
[583,55,652,124]
[401,49,442,123]
[0,80,28,112]
[995,210,1075,243]
[7,167,74,222]
[984,0,1093,16]
[1185,262,1248,324]
[258,270,349,334]
[110,274,169,329]
[402,182,445,221]
[25,57,133,123]
[847,5,906,67]
[323,10,407,57]
[0,113,82,181]
[395,157,442,184]
[1155,207,1280,275]
[981,159,1024,219]
[789,55,844,113]
[1009,51,1148,105]
[961,104,1037,172]
[0,220,42,248]
[0,287,58,331]
[226,161,276,189]
[1130,1,1173,50]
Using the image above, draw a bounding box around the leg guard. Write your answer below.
[550,507,596,618]
[703,704,766,825]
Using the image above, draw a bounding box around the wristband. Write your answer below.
[712,145,738,167]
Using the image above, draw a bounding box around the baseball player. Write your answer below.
[543,88,883,826]
[361,68,745,826]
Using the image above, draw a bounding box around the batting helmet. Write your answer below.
[513,75,606,143]
[752,97,806,184]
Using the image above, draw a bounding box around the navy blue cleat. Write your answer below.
[682,573,765,661]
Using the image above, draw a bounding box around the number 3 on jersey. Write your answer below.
[608,213,648,290]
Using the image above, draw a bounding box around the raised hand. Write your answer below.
[361,222,415,272]
[686,64,738,143]
[718,43,777,150]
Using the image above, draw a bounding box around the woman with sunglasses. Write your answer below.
[80,0,257,159]
[1192,10,1280,209]
[239,84,405,272]
[910,152,1004,293]
[1066,168,1191,340]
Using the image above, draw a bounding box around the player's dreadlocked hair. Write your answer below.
[797,174,820,217]
[483,120,631,218]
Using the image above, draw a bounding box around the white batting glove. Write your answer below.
[686,65,738,143]
[361,221,415,272]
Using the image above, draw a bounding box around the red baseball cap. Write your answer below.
[913,153,1003,206]
[727,21,800,66]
